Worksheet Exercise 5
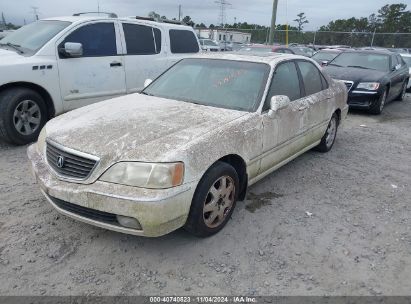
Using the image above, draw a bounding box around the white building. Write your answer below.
[196,28,251,44]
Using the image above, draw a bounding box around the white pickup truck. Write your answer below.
[0,13,201,145]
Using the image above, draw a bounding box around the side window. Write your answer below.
[391,55,399,69]
[264,61,301,111]
[169,30,199,54]
[62,23,116,57]
[122,23,161,55]
[297,61,324,96]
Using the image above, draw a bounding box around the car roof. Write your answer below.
[400,53,411,57]
[342,49,393,56]
[190,52,311,66]
[42,16,192,29]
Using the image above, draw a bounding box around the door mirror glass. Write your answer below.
[268,95,290,117]
[61,42,83,57]
[144,79,153,88]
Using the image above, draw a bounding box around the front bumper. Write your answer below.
[27,144,197,237]
[347,90,380,109]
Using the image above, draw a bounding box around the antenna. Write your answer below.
[214,0,231,28]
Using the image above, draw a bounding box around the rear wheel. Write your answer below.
[184,161,239,237]
[369,88,387,115]
[315,113,338,153]
[0,88,47,145]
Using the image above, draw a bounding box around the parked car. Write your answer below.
[0,14,201,145]
[272,45,295,54]
[324,50,409,114]
[199,39,220,52]
[28,53,348,238]
[290,46,315,57]
[219,41,233,51]
[237,45,295,55]
[311,49,346,66]
[400,53,411,91]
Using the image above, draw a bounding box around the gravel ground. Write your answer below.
[0,94,410,296]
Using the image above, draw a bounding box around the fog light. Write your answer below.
[116,215,142,230]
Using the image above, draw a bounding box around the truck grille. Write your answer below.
[46,141,98,180]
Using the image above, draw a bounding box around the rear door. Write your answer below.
[57,21,127,111]
[296,60,333,144]
[389,55,403,98]
[167,29,200,66]
[120,22,168,93]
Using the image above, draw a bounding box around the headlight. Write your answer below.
[356,82,380,90]
[37,127,47,155]
[100,162,184,189]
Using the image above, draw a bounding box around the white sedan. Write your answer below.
[28,53,348,237]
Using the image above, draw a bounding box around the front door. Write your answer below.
[57,21,126,111]
[259,61,309,175]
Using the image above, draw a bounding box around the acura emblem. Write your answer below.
[56,156,65,168]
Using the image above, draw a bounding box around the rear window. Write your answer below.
[169,30,199,54]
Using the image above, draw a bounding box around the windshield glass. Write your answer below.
[312,51,339,61]
[143,59,270,112]
[203,40,217,46]
[330,52,390,71]
[0,21,71,54]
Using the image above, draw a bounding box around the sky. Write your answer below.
[1,0,407,30]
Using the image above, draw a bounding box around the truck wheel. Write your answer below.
[184,161,239,238]
[0,88,47,145]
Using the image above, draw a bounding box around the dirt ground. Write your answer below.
[0,94,410,296]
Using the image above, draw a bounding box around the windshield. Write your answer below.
[312,51,339,62]
[203,40,218,46]
[239,47,273,53]
[330,52,390,71]
[0,20,71,54]
[143,58,270,112]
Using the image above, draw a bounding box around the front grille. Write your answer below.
[342,80,354,92]
[50,196,118,225]
[46,141,98,180]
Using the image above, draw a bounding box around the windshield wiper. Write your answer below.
[327,63,342,67]
[347,65,374,70]
[140,91,153,96]
[0,42,24,54]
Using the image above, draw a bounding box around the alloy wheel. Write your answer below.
[203,176,236,229]
[13,100,42,136]
[325,117,337,149]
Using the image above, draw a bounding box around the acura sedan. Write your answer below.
[28,54,348,237]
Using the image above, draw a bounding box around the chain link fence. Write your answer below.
[216,28,411,48]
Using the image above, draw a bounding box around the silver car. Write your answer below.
[28,53,348,237]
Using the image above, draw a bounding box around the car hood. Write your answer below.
[46,94,247,164]
[324,66,387,82]
[0,48,23,60]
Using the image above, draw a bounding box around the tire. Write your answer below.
[369,88,387,115]
[314,113,338,153]
[397,81,408,101]
[0,88,47,145]
[184,161,240,238]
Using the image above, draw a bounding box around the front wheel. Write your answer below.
[184,161,239,237]
[0,88,47,145]
[369,88,387,115]
[314,113,338,153]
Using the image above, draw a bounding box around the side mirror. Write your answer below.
[268,95,290,118]
[144,79,153,88]
[60,42,83,58]
[321,61,329,67]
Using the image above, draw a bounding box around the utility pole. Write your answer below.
[97,1,100,14]
[178,5,182,21]
[215,0,231,28]
[1,12,6,29]
[268,0,279,45]
[31,6,40,21]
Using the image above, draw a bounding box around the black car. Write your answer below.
[324,50,409,114]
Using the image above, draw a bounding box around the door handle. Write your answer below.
[110,62,122,67]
